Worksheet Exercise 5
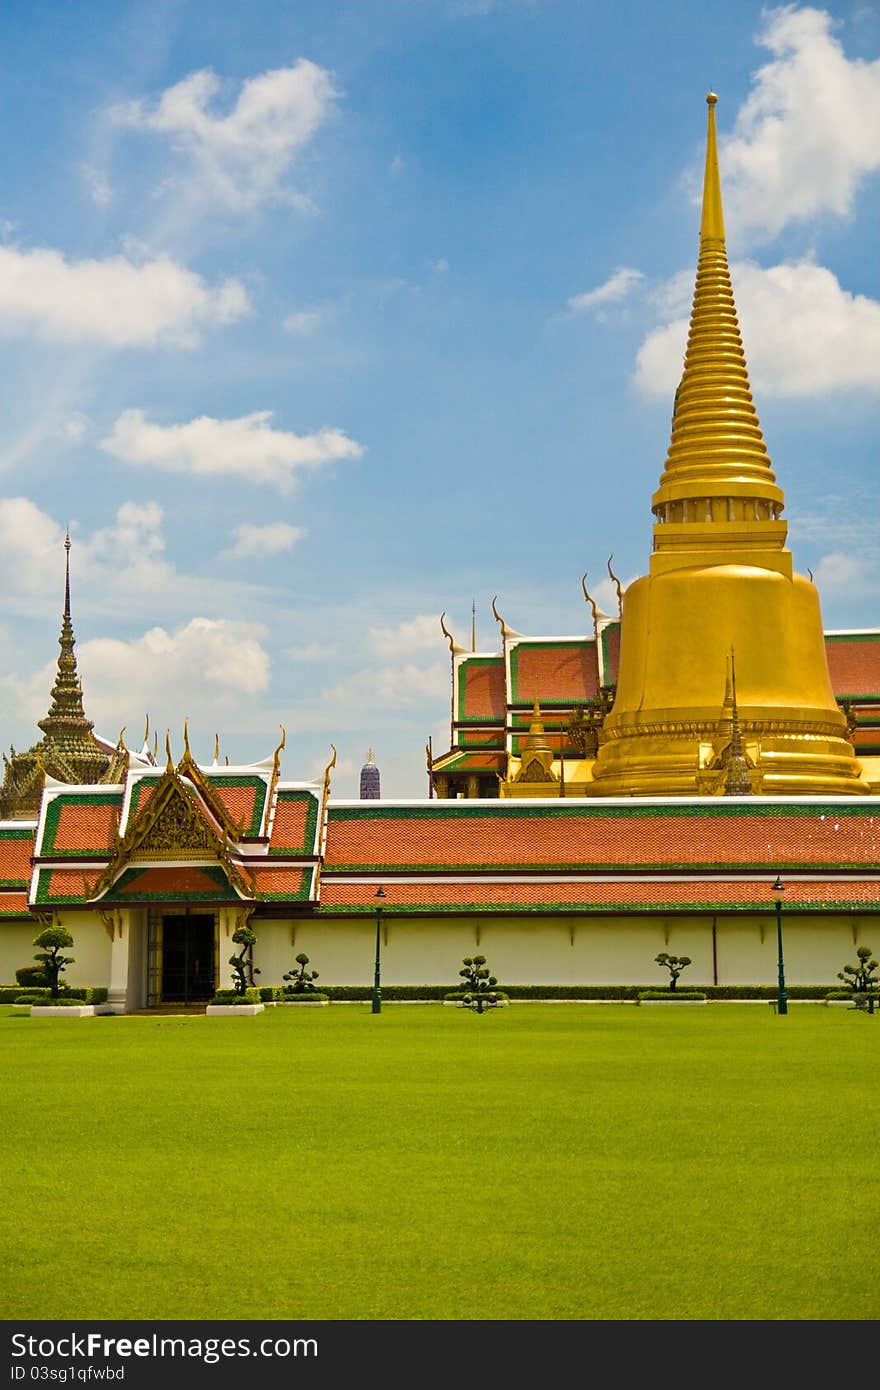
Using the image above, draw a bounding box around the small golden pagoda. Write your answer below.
[0,536,121,819]
[499,696,560,797]
[588,94,867,797]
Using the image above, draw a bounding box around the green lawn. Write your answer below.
[1,1003,877,1321]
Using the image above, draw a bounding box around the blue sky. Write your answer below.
[1,0,878,797]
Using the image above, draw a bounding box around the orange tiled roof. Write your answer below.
[825,633,880,697]
[34,868,103,903]
[0,890,30,917]
[0,828,36,886]
[318,877,880,912]
[251,865,314,900]
[457,659,506,721]
[209,783,260,832]
[110,866,233,898]
[41,796,121,855]
[510,641,599,703]
[324,802,880,872]
[268,790,321,856]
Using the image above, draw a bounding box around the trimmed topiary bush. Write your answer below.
[283,952,320,993]
[15,965,49,989]
[654,953,692,991]
[229,924,260,996]
[32,926,75,998]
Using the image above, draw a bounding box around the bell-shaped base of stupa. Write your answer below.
[588,564,869,797]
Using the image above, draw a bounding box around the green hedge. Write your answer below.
[15,966,48,988]
[1,986,107,1004]
[259,986,285,1002]
[312,983,838,1001]
[282,992,329,1003]
[638,991,707,1001]
[29,997,90,1009]
[211,988,263,1005]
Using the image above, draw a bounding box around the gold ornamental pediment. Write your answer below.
[131,783,220,860]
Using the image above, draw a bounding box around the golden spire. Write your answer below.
[471,600,476,652]
[651,93,784,563]
[723,647,752,796]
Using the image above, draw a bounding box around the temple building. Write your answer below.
[1,94,879,1008]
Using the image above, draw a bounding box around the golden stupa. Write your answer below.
[589,94,867,797]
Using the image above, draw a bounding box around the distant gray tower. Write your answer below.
[360,748,380,799]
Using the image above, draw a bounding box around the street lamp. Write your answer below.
[771,874,788,1016]
[372,887,386,1014]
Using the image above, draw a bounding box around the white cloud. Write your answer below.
[100,408,364,493]
[0,498,171,601]
[719,5,880,242]
[369,614,444,656]
[116,60,337,209]
[82,164,112,207]
[635,260,880,398]
[813,551,869,592]
[287,641,340,663]
[431,258,449,274]
[0,243,248,347]
[227,521,305,558]
[567,268,644,314]
[61,413,90,443]
[283,308,325,334]
[322,660,448,708]
[9,618,272,739]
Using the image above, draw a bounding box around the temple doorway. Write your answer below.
[148,910,217,1004]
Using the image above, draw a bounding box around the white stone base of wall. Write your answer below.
[30,1005,95,1017]
[205,1003,265,1016]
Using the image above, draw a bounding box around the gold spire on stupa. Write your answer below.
[587,93,867,798]
[652,93,785,574]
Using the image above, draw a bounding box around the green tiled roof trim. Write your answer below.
[438,752,505,772]
[825,633,880,643]
[257,868,315,901]
[318,896,879,916]
[40,792,122,857]
[268,790,320,856]
[101,865,233,903]
[0,827,34,887]
[457,731,506,749]
[329,801,880,823]
[456,658,504,723]
[598,622,620,681]
[203,774,268,836]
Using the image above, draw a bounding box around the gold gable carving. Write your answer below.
[133,788,219,859]
[520,757,555,783]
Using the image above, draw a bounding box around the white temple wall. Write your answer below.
[0,913,111,987]
[3,909,874,997]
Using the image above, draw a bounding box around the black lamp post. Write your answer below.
[771,874,788,1016]
[372,887,386,1014]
